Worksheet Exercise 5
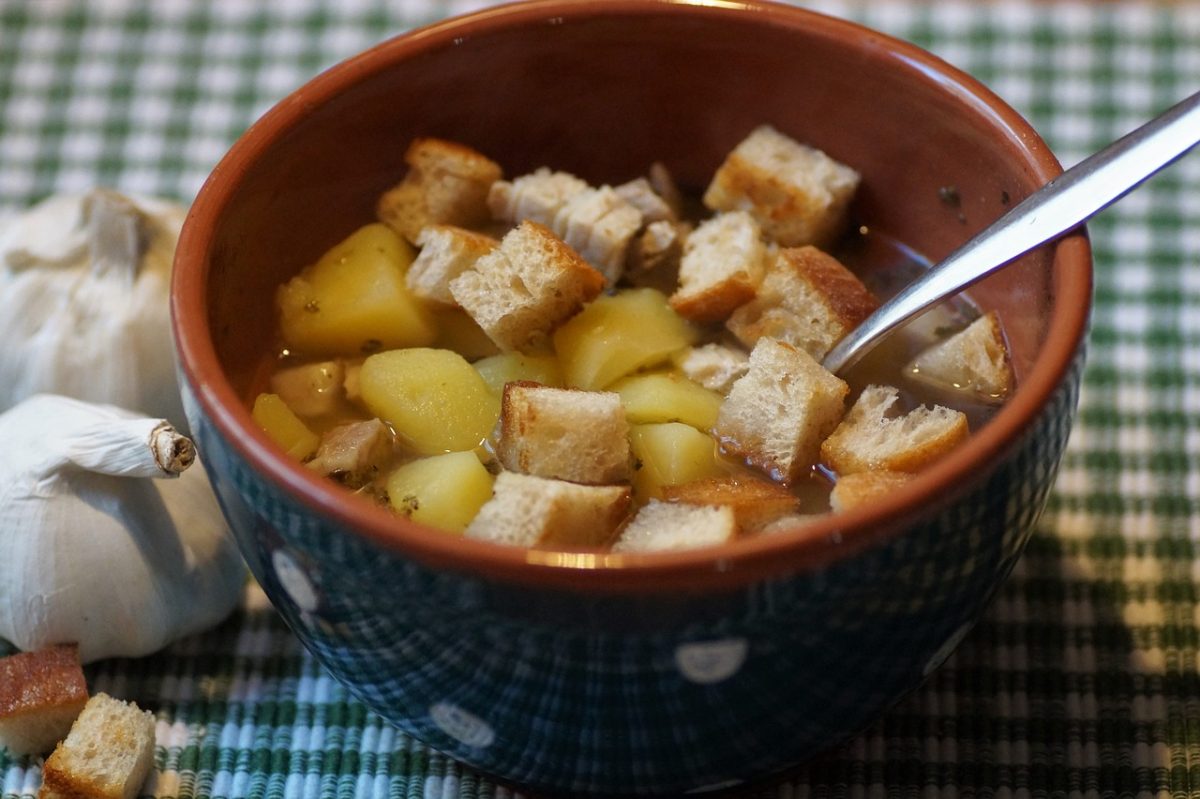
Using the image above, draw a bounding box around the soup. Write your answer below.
[250,129,1012,552]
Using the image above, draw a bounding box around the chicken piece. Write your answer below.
[487,167,589,227]
[551,186,643,285]
[306,418,393,487]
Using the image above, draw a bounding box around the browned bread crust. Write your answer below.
[0,645,88,757]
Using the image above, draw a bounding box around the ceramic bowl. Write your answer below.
[171,1,1091,795]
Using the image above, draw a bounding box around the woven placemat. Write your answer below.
[1,2,1198,797]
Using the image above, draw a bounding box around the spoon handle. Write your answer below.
[823,89,1200,375]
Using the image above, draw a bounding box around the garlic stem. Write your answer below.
[149,421,195,475]
[56,411,194,479]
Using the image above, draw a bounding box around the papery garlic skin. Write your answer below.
[0,190,188,427]
[0,395,244,663]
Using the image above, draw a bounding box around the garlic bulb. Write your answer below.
[0,190,187,426]
[0,395,244,663]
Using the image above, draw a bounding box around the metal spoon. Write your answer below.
[822,89,1200,375]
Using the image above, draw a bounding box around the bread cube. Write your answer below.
[905,311,1014,402]
[674,343,750,395]
[829,470,914,512]
[376,137,502,243]
[669,211,766,322]
[487,167,589,227]
[407,224,498,306]
[820,385,969,474]
[703,124,860,248]
[39,693,156,799]
[612,501,737,553]
[449,221,605,353]
[465,472,630,548]
[726,245,878,361]
[497,383,631,485]
[0,645,88,757]
[662,475,798,532]
[714,338,849,482]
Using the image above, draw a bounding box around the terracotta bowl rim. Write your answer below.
[171,0,1093,594]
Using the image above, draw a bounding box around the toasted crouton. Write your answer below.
[702,124,860,248]
[550,186,643,285]
[612,500,737,552]
[820,385,968,475]
[39,693,156,799]
[448,221,605,352]
[269,360,345,418]
[614,177,677,224]
[406,225,498,306]
[674,343,750,395]
[376,138,503,243]
[830,470,914,512]
[497,382,631,484]
[306,418,393,487]
[726,246,878,360]
[669,211,766,323]
[714,338,849,482]
[487,167,589,227]
[465,472,630,548]
[0,645,88,756]
[662,475,798,532]
[905,311,1014,402]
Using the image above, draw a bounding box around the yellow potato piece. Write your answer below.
[252,393,320,460]
[629,422,727,500]
[360,348,500,455]
[611,372,724,431]
[473,353,564,395]
[387,451,495,534]
[277,223,436,357]
[553,288,698,390]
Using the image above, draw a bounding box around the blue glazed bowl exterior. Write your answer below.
[172,2,1093,795]
[182,351,1082,796]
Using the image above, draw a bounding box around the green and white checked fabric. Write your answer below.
[1,1,1198,797]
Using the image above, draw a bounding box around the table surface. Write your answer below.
[1,2,1198,797]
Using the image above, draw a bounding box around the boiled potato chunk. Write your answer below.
[387,451,495,534]
[554,288,697,390]
[278,223,436,357]
[612,372,723,431]
[360,348,499,455]
[629,422,727,499]
[252,392,320,460]
[473,353,564,395]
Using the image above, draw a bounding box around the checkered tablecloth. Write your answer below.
[1,1,1198,797]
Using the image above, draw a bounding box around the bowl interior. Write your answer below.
[175,0,1089,586]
